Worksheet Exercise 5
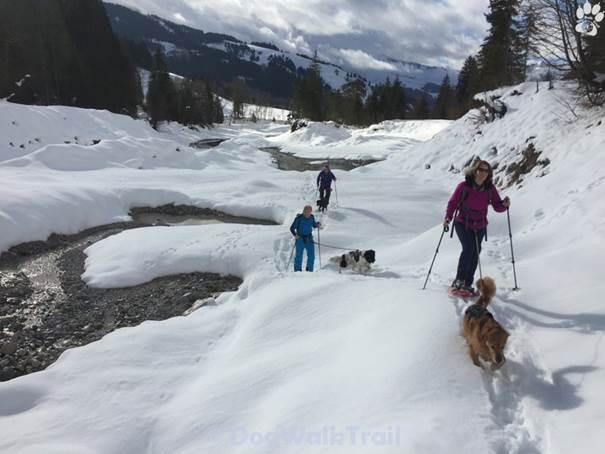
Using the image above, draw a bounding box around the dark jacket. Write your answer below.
[317,170,336,189]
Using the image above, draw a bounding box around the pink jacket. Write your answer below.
[445,181,507,230]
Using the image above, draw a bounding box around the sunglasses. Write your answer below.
[477,167,490,173]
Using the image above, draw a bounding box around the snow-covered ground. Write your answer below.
[267,119,452,159]
[1,81,604,453]
[220,97,291,122]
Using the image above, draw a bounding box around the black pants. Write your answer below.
[319,187,332,207]
[455,222,486,287]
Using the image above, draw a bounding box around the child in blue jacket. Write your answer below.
[290,205,322,271]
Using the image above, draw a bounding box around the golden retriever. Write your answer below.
[462,277,509,371]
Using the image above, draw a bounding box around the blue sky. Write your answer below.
[105,0,490,70]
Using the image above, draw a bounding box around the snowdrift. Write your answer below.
[267,119,453,160]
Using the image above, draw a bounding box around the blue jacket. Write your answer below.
[317,170,336,189]
[290,214,318,237]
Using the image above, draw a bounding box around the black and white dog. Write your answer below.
[329,250,376,273]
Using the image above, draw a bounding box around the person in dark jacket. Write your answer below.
[444,160,510,293]
[290,205,322,272]
[317,165,337,211]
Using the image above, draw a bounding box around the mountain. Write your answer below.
[103,3,457,105]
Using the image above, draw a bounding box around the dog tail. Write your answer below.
[475,276,496,307]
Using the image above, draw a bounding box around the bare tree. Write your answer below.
[529,0,604,104]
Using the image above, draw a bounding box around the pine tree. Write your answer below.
[340,78,366,124]
[0,0,138,113]
[147,49,176,129]
[412,95,430,120]
[380,77,392,119]
[366,88,380,123]
[230,79,246,121]
[135,70,144,108]
[455,56,480,116]
[213,95,224,123]
[176,80,195,125]
[292,51,326,121]
[391,77,407,120]
[477,0,527,90]
[60,0,138,114]
[432,74,454,119]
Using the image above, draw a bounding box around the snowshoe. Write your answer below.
[447,286,479,299]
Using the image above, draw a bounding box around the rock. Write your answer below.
[0,342,18,355]
[0,368,16,381]
[290,119,308,133]
[187,293,202,303]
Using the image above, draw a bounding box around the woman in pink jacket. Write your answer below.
[444,160,510,293]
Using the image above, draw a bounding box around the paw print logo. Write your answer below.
[576,1,604,36]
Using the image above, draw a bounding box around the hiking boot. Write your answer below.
[452,279,464,290]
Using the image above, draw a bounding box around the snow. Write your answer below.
[266,119,452,159]
[220,96,291,122]
[1,80,605,454]
[151,39,178,55]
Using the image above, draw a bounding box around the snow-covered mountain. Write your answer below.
[104,2,457,100]
[1,80,603,453]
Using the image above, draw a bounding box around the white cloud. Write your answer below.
[105,0,491,69]
[172,12,187,23]
[259,27,279,40]
[335,49,398,71]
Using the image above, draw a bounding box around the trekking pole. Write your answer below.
[474,231,483,281]
[286,241,296,271]
[422,226,447,290]
[317,226,322,269]
[334,182,339,208]
[507,208,520,290]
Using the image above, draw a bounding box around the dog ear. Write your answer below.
[364,250,376,263]
[340,254,347,268]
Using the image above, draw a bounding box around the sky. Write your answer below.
[105,0,491,70]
